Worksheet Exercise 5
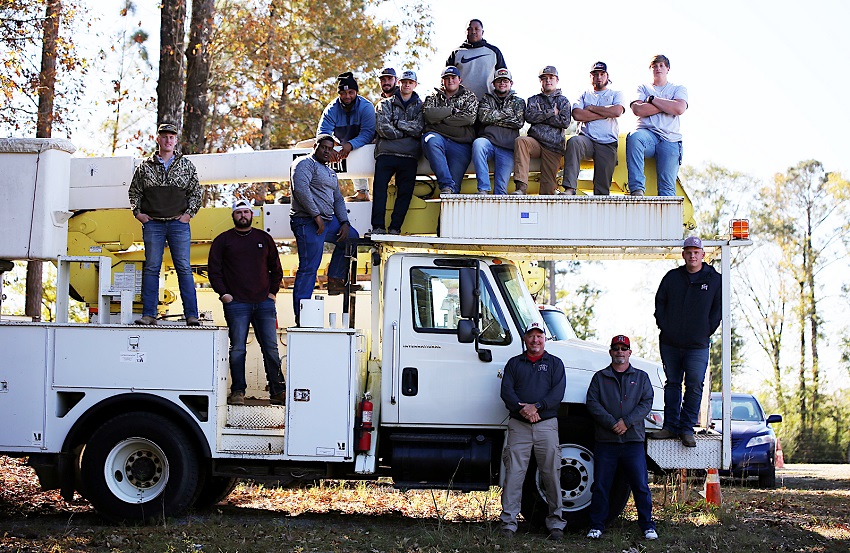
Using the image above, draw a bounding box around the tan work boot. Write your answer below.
[327,277,363,296]
[346,191,370,202]
[134,315,157,325]
[228,391,245,405]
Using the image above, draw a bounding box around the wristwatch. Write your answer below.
[534,402,543,410]
[647,95,655,105]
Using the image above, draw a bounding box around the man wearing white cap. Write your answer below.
[208,199,286,406]
[472,68,525,195]
[499,321,567,541]
[651,236,721,447]
[372,70,424,234]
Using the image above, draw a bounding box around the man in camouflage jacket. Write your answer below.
[421,66,479,195]
[472,68,525,194]
[513,66,572,195]
[128,122,201,326]
[371,70,425,234]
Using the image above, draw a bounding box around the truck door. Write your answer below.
[394,257,517,426]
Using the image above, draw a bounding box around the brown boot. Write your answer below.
[346,191,370,202]
[511,182,527,195]
[327,277,362,296]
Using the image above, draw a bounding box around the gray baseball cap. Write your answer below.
[400,70,418,82]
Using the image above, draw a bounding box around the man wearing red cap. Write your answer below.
[499,321,566,540]
[585,335,657,540]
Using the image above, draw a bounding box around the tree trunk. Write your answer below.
[805,208,820,421]
[27,0,61,321]
[182,0,214,154]
[157,0,186,128]
[797,279,807,432]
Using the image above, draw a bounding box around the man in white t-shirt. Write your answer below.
[625,55,688,196]
[564,62,626,195]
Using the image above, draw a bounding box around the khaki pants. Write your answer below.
[563,135,618,195]
[513,136,564,194]
[499,417,565,531]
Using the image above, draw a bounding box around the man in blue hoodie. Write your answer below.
[651,236,722,447]
[499,322,567,541]
[317,72,377,202]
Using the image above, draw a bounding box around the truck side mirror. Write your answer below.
[458,267,479,320]
[766,414,782,424]
[457,319,477,343]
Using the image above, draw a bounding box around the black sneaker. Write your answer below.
[680,433,697,447]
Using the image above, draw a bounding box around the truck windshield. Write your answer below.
[490,263,541,335]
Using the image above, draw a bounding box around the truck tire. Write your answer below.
[520,416,630,527]
[80,412,200,523]
[193,475,238,510]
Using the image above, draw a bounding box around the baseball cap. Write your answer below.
[538,65,558,78]
[157,123,178,134]
[610,335,631,348]
[493,68,512,82]
[683,236,704,249]
[524,322,545,334]
[232,199,252,212]
[590,61,608,73]
[379,67,397,78]
[441,66,461,78]
[400,70,418,82]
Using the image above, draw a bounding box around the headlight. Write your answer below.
[745,434,775,448]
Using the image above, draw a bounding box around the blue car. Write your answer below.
[710,392,782,488]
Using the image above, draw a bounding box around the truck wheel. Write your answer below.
[757,467,776,489]
[80,412,200,523]
[520,417,630,527]
[193,475,238,509]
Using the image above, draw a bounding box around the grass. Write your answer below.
[2,457,850,552]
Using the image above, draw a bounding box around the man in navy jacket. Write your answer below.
[651,236,721,447]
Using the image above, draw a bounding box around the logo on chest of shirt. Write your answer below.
[537,363,549,373]
[460,54,487,63]
[701,284,708,290]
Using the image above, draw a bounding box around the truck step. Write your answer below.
[225,403,286,430]
[647,433,721,469]
[219,428,285,454]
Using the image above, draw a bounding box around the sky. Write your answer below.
[70,0,850,395]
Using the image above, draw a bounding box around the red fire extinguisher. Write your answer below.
[357,392,374,453]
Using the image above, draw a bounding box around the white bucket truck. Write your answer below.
[0,138,747,523]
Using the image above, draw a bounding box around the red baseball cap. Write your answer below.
[610,335,630,348]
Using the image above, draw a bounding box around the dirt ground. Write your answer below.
[1,457,849,552]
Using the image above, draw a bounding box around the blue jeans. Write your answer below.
[290,215,360,319]
[589,441,655,533]
[625,129,682,196]
[422,132,471,193]
[371,155,418,231]
[659,343,710,435]
[141,219,197,318]
[472,137,513,194]
[222,298,285,396]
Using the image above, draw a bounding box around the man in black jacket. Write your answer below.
[499,322,566,541]
[651,236,722,447]
[585,335,657,540]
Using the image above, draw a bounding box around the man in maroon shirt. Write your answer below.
[208,199,286,406]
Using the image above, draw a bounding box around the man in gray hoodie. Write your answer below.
[512,66,571,195]
[585,335,657,541]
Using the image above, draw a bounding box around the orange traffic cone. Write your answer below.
[775,438,785,469]
[705,468,722,506]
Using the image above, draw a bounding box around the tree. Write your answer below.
[182,0,215,154]
[755,161,849,441]
[562,283,600,341]
[157,0,186,127]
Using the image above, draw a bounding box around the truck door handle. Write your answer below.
[401,367,418,396]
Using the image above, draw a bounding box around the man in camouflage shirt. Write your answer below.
[513,66,571,195]
[421,66,479,195]
[128,122,201,326]
[471,68,525,195]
